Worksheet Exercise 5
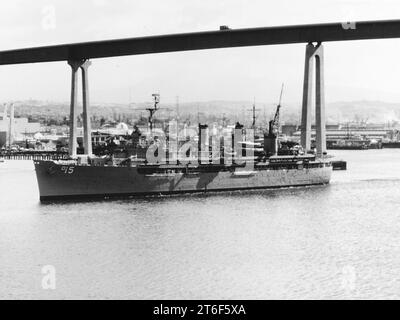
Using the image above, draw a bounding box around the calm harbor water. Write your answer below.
[1,149,400,299]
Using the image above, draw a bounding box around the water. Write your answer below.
[1,149,400,299]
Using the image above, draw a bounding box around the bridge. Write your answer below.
[2,19,400,157]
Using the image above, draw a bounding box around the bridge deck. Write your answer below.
[1,20,400,65]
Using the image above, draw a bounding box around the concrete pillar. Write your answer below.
[68,60,81,157]
[315,46,326,156]
[68,59,92,157]
[300,43,326,156]
[80,60,92,156]
[300,43,314,152]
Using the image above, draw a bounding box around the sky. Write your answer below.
[2,0,400,105]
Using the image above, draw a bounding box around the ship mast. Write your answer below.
[248,97,260,129]
[146,93,160,135]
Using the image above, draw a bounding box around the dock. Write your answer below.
[0,151,69,161]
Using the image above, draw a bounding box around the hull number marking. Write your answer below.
[61,166,74,174]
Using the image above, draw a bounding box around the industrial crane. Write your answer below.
[269,83,284,137]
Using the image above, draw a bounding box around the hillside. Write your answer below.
[6,99,400,126]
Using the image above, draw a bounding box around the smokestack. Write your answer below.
[264,120,278,156]
[198,123,209,164]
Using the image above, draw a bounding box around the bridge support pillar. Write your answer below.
[81,60,92,156]
[67,59,92,157]
[301,43,326,157]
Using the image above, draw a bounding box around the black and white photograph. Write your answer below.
[1,0,400,306]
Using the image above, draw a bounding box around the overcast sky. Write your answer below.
[2,0,400,105]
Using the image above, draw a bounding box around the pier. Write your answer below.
[0,151,69,161]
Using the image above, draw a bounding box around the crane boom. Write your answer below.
[270,83,284,135]
[278,83,284,106]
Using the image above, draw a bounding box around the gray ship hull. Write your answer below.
[34,160,332,201]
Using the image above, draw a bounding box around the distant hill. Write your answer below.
[325,101,400,124]
[6,99,400,125]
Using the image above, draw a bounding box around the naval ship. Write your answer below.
[34,154,331,201]
[34,93,332,201]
